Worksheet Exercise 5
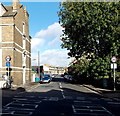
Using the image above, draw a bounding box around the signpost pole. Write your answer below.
[111,56,117,91]
[113,63,116,91]
[8,66,9,79]
[5,56,11,87]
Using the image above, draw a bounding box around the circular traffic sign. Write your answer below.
[111,56,117,63]
[5,55,11,61]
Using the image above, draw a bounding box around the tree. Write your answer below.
[58,2,120,59]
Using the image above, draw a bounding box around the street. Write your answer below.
[1,76,120,116]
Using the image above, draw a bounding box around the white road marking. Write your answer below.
[59,83,61,86]
[59,83,62,88]
[59,83,65,99]
[74,100,92,103]
[107,102,120,105]
[72,104,113,115]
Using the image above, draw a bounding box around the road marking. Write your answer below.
[48,97,58,101]
[62,91,65,99]
[65,96,73,100]
[13,98,28,100]
[101,98,113,101]
[59,83,62,88]
[59,83,61,86]
[72,104,113,115]
[74,100,92,103]
[107,102,120,105]
[5,107,35,111]
[59,83,65,99]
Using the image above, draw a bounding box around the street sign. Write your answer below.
[111,56,117,63]
[111,62,117,91]
[5,55,11,61]
[6,62,10,67]
[111,63,117,69]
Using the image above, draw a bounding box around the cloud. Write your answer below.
[48,36,62,47]
[31,23,72,67]
[31,49,73,67]
[31,38,45,51]
[31,22,63,51]
[35,22,63,39]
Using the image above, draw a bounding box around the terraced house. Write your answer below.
[0,0,31,86]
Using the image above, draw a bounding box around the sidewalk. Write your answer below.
[1,82,40,96]
[83,84,120,101]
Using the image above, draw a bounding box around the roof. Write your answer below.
[0,3,8,11]
[1,4,23,17]
[4,5,12,11]
[2,11,17,17]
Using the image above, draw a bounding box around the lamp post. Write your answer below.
[32,51,40,81]
[38,51,41,81]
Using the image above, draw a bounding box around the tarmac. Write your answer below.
[1,82,120,102]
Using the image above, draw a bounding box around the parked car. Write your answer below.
[64,75,70,81]
[51,74,58,78]
[64,75,77,83]
[41,74,52,83]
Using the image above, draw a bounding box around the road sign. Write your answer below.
[6,62,10,67]
[5,56,11,61]
[111,63,117,69]
[111,56,117,63]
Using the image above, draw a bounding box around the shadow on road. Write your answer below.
[1,77,120,116]
[52,77,64,82]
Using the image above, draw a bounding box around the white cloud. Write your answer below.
[31,49,73,67]
[35,22,63,39]
[31,22,72,67]
[48,36,62,47]
[31,38,45,51]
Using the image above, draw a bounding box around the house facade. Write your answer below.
[0,0,31,86]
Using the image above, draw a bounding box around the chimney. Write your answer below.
[12,0,20,12]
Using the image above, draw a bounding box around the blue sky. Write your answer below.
[22,2,60,37]
[2,2,73,67]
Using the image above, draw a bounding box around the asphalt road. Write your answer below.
[1,76,120,116]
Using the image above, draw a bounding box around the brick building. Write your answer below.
[0,0,31,86]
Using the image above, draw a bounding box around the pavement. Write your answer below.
[1,82,40,96]
[83,84,120,101]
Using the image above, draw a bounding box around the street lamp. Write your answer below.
[38,51,41,80]
[32,51,41,81]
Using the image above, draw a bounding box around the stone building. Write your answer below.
[0,0,31,86]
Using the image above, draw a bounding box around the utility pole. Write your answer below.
[38,51,41,80]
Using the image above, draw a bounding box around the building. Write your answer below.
[0,0,31,86]
[32,64,67,75]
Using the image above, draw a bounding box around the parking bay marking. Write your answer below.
[72,105,113,115]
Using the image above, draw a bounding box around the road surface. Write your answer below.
[1,76,120,116]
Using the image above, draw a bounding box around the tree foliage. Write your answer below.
[58,2,120,59]
[58,2,120,81]
[69,56,89,77]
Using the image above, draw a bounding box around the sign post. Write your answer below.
[5,56,11,80]
[111,56,117,91]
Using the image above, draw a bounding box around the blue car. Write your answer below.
[41,74,52,83]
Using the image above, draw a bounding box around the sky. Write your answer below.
[2,1,73,67]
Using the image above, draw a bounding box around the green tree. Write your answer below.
[58,2,120,59]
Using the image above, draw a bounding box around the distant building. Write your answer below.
[32,64,67,75]
[0,0,31,86]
